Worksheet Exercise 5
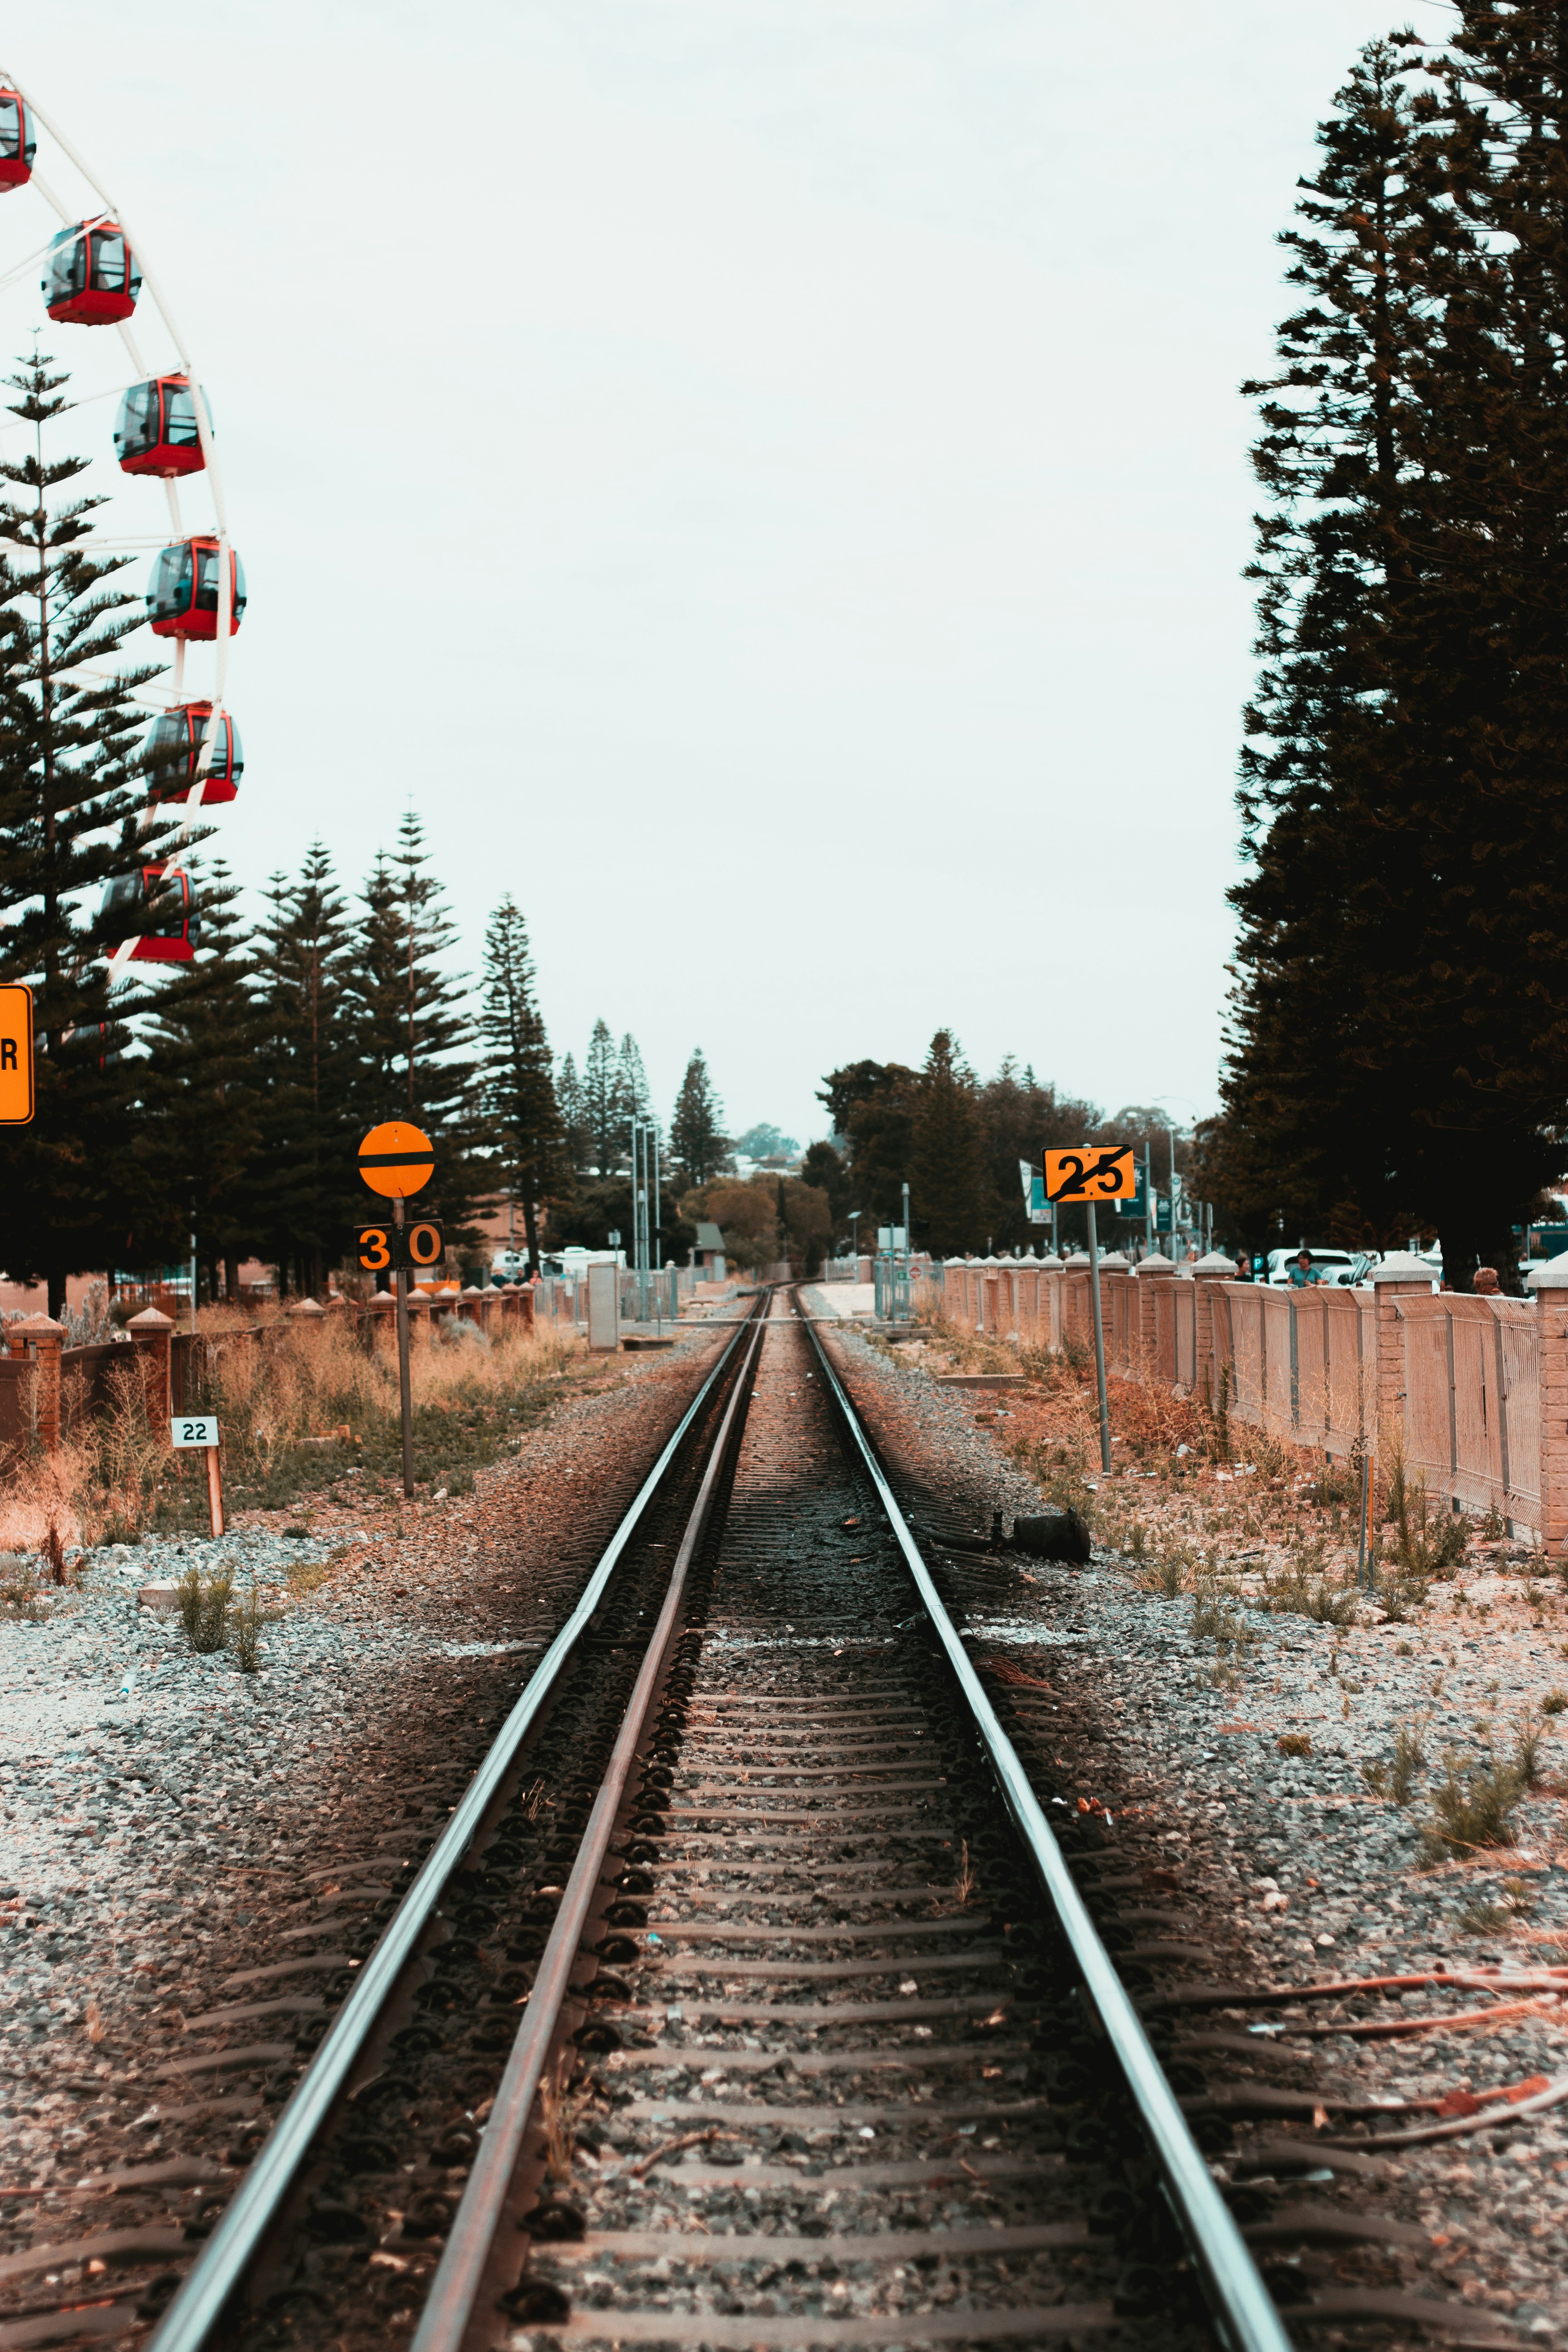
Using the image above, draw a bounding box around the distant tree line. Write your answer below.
[813,1031,1189,1259]
[1199,6,1568,1291]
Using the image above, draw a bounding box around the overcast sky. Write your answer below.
[10,1,1411,1152]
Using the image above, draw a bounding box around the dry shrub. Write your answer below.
[0,1436,88,1556]
[916,1308,1021,1378]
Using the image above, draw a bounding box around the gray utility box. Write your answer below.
[587,1261,621,1354]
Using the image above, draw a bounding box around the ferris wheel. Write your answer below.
[0,72,240,978]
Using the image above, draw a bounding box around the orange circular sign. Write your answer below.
[358,1121,435,1198]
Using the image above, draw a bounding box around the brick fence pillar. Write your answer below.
[14,1315,63,1451]
[1097,1253,1131,1372]
[1133,1251,1176,1376]
[1191,1253,1238,1406]
[127,1307,174,1440]
[1061,1250,1092,1348]
[288,1297,327,1350]
[1038,1254,1063,1351]
[367,1289,398,1358]
[1528,1258,1568,1559]
[1367,1252,1436,1462]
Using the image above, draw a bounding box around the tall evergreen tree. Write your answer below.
[1369,1,1568,1279]
[347,813,484,1239]
[614,1031,650,1161]
[1210,42,1448,1257]
[582,1018,619,1174]
[670,1049,728,1185]
[251,846,363,1295]
[909,1030,982,1257]
[557,1051,588,1170]
[140,861,264,1300]
[479,898,563,1274]
[0,350,188,1309]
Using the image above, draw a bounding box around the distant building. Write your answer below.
[692,1222,727,1281]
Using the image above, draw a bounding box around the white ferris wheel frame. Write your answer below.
[0,68,235,981]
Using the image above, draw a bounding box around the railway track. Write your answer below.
[126,1284,1279,2352]
[5,1289,1514,2351]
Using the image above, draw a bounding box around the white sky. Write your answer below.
[10,0,1408,1151]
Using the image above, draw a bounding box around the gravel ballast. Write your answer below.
[820,1303,1568,2340]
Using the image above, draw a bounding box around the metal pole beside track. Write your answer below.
[1086,1200,1112,1474]
[395,1197,415,1500]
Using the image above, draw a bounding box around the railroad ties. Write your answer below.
[104,1286,1510,2352]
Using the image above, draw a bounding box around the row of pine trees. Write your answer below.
[0,350,738,1311]
[1201,5,1568,1288]
[818,1033,1188,1260]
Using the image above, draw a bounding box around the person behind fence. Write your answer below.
[1288,1249,1320,1288]
[1472,1266,1500,1296]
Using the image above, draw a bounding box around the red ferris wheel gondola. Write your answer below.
[142,701,241,804]
[0,90,34,192]
[43,216,140,324]
[115,374,208,478]
[146,535,245,639]
[100,864,198,964]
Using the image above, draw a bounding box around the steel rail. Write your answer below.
[150,1303,763,2352]
[802,1308,1294,2352]
[411,1305,770,2352]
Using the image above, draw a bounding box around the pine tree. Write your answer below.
[614,1032,650,1162]
[479,898,563,1274]
[556,1052,588,1170]
[583,1018,619,1174]
[139,862,264,1300]
[909,1031,982,1257]
[347,813,485,1239]
[670,1050,728,1185]
[1212,43,1447,1257]
[249,848,364,1294]
[0,350,189,1309]
[1368,1,1568,1280]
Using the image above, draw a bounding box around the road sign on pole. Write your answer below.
[358,1122,434,1498]
[0,984,34,1125]
[1042,1147,1137,1203]
[1045,1146,1122,1473]
[357,1121,435,1199]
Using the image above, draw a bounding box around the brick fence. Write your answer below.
[4,1282,544,1461]
[930,1250,1568,1554]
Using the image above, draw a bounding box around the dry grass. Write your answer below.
[12,1308,589,1541]
[191,1310,583,1510]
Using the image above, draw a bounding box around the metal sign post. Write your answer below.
[358,1121,435,1502]
[1085,1205,1112,1474]
[1043,1147,1137,1479]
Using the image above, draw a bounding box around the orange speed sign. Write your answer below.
[0,985,32,1125]
[1043,1146,1138,1204]
[358,1121,435,1199]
